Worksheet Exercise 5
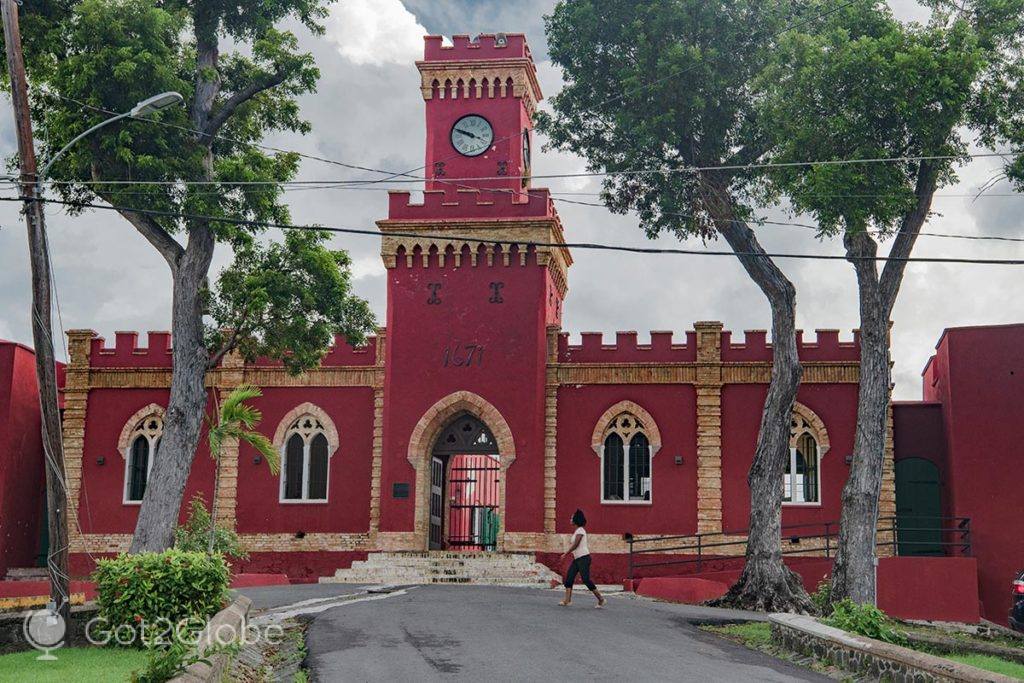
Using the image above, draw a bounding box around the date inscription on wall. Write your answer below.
[442,343,484,367]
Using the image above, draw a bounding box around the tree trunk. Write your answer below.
[831,166,938,605]
[703,183,812,613]
[130,9,221,553]
[130,228,215,552]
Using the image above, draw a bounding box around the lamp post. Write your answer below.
[38,91,184,190]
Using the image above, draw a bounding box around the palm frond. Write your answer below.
[242,430,280,474]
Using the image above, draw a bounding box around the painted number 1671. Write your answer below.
[442,343,484,367]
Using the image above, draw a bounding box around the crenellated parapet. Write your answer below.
[387,188,554,220]
[558,331,698,363]
[378,190,571,298]
[722,329,861,362]
[70,330,384,370]
[418,34,542,113]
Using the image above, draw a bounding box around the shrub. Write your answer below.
[826,599,908,646]
[810,576,833,616]
[93,549,230,645]
[174,494,248,561]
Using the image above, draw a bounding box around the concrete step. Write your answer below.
[322,551,560,586]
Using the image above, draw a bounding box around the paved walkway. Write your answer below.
[294,585,827,681]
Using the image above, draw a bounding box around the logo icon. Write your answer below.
[23,606,66,660]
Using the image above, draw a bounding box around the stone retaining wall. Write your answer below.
[769,614,1016,683]
[170,595,252,683]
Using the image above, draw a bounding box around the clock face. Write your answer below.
[451,115,494,157]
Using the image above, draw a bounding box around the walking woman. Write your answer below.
[559,509,605,608]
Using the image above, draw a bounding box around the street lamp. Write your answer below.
[37,91,184,189]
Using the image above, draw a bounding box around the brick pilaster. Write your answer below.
[63,330,94,552]
[212,349,244,530]
[694,321,724,534]
[544,325,560,534]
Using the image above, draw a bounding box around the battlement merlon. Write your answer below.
[65,329,384,369]
[418,34,543,107]
[553,327,861,364]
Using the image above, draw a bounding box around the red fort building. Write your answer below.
[2,34,1020,627]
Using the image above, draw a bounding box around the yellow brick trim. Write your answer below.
[406,391,516,551]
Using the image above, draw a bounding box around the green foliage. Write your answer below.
[174,494,248,561]
[93,549,230,643]
[207,385,279,473]
[18,0,375,372]
[810,576,833,616]
[130,638,196,683]
[753,1,993,237]
[538,0,798,239]
[207,231,376,374]
[826,599,908,646]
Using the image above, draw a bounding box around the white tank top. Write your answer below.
[572,527,590,559]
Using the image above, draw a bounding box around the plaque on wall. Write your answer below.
[392,482,410,499]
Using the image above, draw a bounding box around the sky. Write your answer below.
[1,0,1021,400]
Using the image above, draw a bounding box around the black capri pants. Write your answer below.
[564,554,596,590]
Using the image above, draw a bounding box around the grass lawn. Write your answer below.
[0,647,147,683]
[944,653,1024,680]
[703,621,773,649]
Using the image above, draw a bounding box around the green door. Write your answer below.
[895,458,942,556]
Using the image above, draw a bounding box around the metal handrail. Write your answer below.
[626,515,971,583]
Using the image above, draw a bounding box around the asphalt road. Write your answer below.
[303,585,828,682]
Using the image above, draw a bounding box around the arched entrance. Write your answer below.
[430,414,500,550]
[895,457,943,555]
[407,391,516,552]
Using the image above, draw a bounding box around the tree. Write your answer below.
[205,385,277,553]
[18,0,375,551]
[755,0,1023,604]
[539,0,814,611]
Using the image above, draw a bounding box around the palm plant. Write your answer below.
[207,385,279,553]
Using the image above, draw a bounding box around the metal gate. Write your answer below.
[429,456,445,550]
[430,413,501,551]
[447,455,500,550]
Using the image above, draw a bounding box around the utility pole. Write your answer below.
[2,0,71,634]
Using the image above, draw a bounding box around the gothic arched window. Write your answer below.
[124,414,163,504]
[784,408,828,505]
[280,415,334,502]
[600,413,653,503]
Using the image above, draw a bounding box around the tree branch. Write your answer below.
[878,161,939,315]
[91,166,183,268]
[202,69,287,143]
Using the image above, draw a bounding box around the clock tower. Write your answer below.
[376,34,571,550]
[418,33,542,194]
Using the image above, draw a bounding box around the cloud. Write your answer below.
[325,0,427,66]
[1,0,1022,404]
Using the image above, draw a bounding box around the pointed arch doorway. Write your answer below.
[407,391,516,552]
[430,414,500,550]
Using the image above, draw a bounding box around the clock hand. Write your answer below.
[454,128,480,140]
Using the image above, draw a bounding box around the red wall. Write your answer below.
[235,386,375,534]
[920,325,1024,625]
[77,388,215,532]
[378,247,551,537]
[554,385,698,535]
[721,384,857,531]
[0,342,45,575]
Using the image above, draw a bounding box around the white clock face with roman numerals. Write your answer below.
[450,115,494,157]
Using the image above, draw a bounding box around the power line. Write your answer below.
[18,177,1024,244]
[12,195,1024,265]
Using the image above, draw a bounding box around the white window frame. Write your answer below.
[783,437,822,507]
[599,421,653,506]
[279,418,331,504]
[122,416,162,505]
